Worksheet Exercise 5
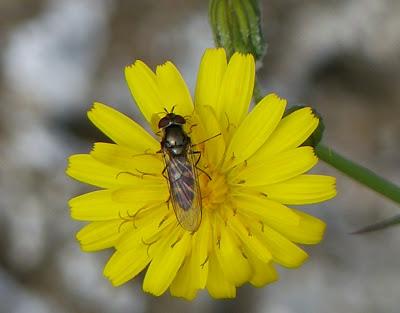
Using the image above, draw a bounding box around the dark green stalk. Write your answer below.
[316,144,400,204]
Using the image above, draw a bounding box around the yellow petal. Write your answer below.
[70,188,167,221]
[250,261,278,288]
[143,228,190,296]
[248,220,309,268]
[215,53,255,138]
[103,243,150,286]
[190,214,211,288]
[70,189,121,221]
[231,147,318,186]
[231,194,300,226]
[169,255,195,300]
[91,142,164,179]
[195,48,227,108]
[87,102,159,152]
[170,214,210,300]
[206,251,236,299]
[228,213,272,263]
[254,175,337,205]
[155,61,194,119]
[213,215,252,286]
[125,60,164,126]
[252,107,319,160]
[67,154,141,188]
[76,220,129,251]
[195,105,225,167]
[243,246,278,287]
[111,185,168,203]
[273,209,326,244]
[222,94,286,171]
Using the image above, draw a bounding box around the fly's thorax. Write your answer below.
[162,124,190,156]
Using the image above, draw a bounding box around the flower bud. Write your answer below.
[209,0,266,61]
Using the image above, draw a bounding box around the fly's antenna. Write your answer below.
[161,105,177,115]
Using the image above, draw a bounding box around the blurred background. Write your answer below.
[0,0,400,312]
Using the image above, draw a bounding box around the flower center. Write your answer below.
[200,169,229,210]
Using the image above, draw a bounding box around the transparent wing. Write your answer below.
[163,147,202,232]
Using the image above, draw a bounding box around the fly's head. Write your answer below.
[158,112,186,130]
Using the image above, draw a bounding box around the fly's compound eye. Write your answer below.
[158,116,170,129]
[174,115,186,125]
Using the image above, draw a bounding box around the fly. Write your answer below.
[158,109,202,232]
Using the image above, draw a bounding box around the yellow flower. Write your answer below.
[66,48,336,300]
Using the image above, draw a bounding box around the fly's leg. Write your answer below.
[115,168,158,181]
[191,133,221,147]
[116,149,162,180]
[131,148,161,158]
[161,165,168,180]
[162,163,184,184]
[191,150,212,181]
[187,123,197,135]
[116,171,140,180]
[161,165,173,210]
[183,111,193,123]
[190,132,221,180]
[135,168,159,179]
[155,130,163,137]
[192,150,201,167]
[165,194,171,210]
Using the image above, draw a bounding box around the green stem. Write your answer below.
[315,143,400,204]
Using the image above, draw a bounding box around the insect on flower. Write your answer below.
[67,49,337,299]
[158,108,202,232]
